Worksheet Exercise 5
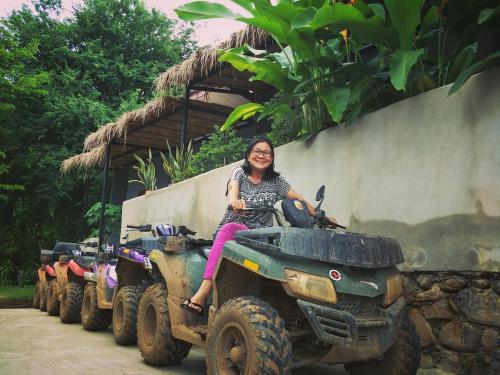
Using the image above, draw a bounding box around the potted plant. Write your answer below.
[129,148,157,194]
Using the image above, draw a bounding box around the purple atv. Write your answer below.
[110,225,159,345]
[81,251,117,331]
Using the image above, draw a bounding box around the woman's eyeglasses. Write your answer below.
[251,149,272,158]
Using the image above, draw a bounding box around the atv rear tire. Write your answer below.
[344,312,420,375]
[81,283,112,331]
[206,295,292,375]
[46,280,60,316]
[113,286,140,345]
[137,283,191,365]
[39,281,49,311]
[60,282,83,323]
[33,281,40,309]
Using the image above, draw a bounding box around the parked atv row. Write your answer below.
[32,186,420,374]
[33,226,158,345]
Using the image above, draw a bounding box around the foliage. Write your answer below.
[190,127,247,175]
[176,0,500,138]
[0,285,35,298]
[0,0,196,284]
[130,149,157,191]
[84,202,122,239]
[160,141,194,184]
[0,150,24,202]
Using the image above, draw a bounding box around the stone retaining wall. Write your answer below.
[403,271,499,374]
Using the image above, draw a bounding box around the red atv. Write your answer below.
[45,241,98,323]
[34,242,81,312]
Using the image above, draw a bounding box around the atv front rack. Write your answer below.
[234,227,404,268]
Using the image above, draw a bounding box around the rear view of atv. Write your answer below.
[80,250,117,331]
[34,242,81,311]
[45,240,98,323]
[136,186,420,375]
[107,225,158,345]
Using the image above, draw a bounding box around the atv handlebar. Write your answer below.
[228,204,346,229]
[126,224,152,232]
[78,241,98,247]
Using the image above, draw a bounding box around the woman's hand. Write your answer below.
[230,199,246,212]
[328,216,337,226]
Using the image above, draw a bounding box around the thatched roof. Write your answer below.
[84,96,181,151]
[61,144,107,173]
[62,27,275,174]
[155,26,272,98]
[61,95,236,172]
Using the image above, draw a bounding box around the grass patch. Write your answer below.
[0,285,34,300]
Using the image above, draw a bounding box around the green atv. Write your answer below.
[136,186,420,374]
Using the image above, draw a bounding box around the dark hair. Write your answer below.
[241,136,280,180]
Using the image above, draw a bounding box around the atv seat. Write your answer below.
[124,237,161,254]
[198,247,212,260]
[97,251,118,264]
[73,255,96,269]
[40,250,57,265]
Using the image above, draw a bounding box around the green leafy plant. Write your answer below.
[160,140,194,184]
[176,0,500,138]
[176,0,428,136]
[191,126,247,175]
[84,202,122,239]
[130,148,157,191]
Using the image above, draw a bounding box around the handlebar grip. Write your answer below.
[335,224,347,229]
[127,224,152,231]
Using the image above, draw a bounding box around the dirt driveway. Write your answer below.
[0,308,348,375]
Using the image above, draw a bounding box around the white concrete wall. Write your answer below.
[122,67,500,271]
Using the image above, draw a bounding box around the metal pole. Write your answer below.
[98,142,111,248]
[181,83,190,145]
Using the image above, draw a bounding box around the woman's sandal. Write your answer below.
[181,298,204,316]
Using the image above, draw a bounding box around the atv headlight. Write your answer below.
[282,269,337,304]
[383,274,402,307]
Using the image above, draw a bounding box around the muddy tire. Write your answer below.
[206,296,292,375]
[345,312,420,375]
[137,283,191,365]
[39,281,49,311]
[33,281,40,309]
[81,283,112,331]
[46,280,60,316]
[59,282,83,323]
[113,286,139,345]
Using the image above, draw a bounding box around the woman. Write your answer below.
[181,136,336,315]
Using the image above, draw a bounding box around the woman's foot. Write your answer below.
[180,279,213,316]
[181,298,204,316]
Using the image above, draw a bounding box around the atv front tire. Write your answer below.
[81,283,112,330]
[46,280,60,316]
[60,282,83,323]
[39,281,49,311]
[33,281,40,309]
[113,286,140,345]
[206,296,292,375]
[137,283,191,365]
[344,312,420,375]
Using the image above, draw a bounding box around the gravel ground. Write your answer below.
[0,308,348,375]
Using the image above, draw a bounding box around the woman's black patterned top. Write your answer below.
[215,167,291,234]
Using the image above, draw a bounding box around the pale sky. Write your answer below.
[0,0,246,46]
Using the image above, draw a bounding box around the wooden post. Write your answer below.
[98,142,111,248]
[181,83,190,145]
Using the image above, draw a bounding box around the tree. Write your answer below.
[0,0,196,284]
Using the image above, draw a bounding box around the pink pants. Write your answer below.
[202,223,248,280]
